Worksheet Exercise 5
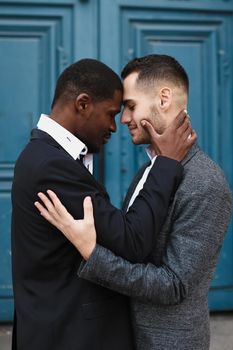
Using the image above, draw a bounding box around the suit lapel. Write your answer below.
[122,161,150,213]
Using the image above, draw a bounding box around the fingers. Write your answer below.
[180,119,192,140]
[83,196,94,224]
[34,200,57,226]
[34,190,74,224]
[141,120,159,138]
[187,130,198,145]
[37,192,55,212]
[172,109,188,129]
[180,130,197,153]
[46,190,69,217]
[176,115,189,132]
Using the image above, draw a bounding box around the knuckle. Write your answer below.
[49,206,56,215]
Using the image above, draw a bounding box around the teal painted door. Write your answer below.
[1,0,233,322]
[0,0,98,321]
[100,0,233,310]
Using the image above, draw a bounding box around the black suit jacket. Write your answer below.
[11,129,183,350]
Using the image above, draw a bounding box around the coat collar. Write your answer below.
[181,142,200,167]
[30,128,63,150]
[30,128,108,198]
[37,114,87,160]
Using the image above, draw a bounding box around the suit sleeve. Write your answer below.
[36,155,182,263]
[77,177,232,304]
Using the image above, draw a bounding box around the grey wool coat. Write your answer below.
[78,143,232,350]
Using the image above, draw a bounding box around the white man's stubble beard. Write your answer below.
[150,104,166,135]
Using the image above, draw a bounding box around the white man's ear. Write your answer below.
[158,87,172,111]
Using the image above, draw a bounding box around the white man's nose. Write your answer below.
[121,109,131,124]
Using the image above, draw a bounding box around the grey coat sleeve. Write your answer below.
[78,176,232,305]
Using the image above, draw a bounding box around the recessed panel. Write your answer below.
[0,37,40,161]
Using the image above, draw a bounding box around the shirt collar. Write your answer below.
[146,146,157,161]
[37,114,88,160]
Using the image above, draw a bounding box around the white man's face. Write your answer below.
[121,72,166,145]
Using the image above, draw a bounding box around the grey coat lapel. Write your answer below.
[181,142,200,167]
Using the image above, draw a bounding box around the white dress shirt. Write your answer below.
[127,149,157,211]
[37,114,93,174]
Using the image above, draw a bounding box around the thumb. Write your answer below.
[83,196,94,223]
[172,109,188,130]
[141,120,159,138]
